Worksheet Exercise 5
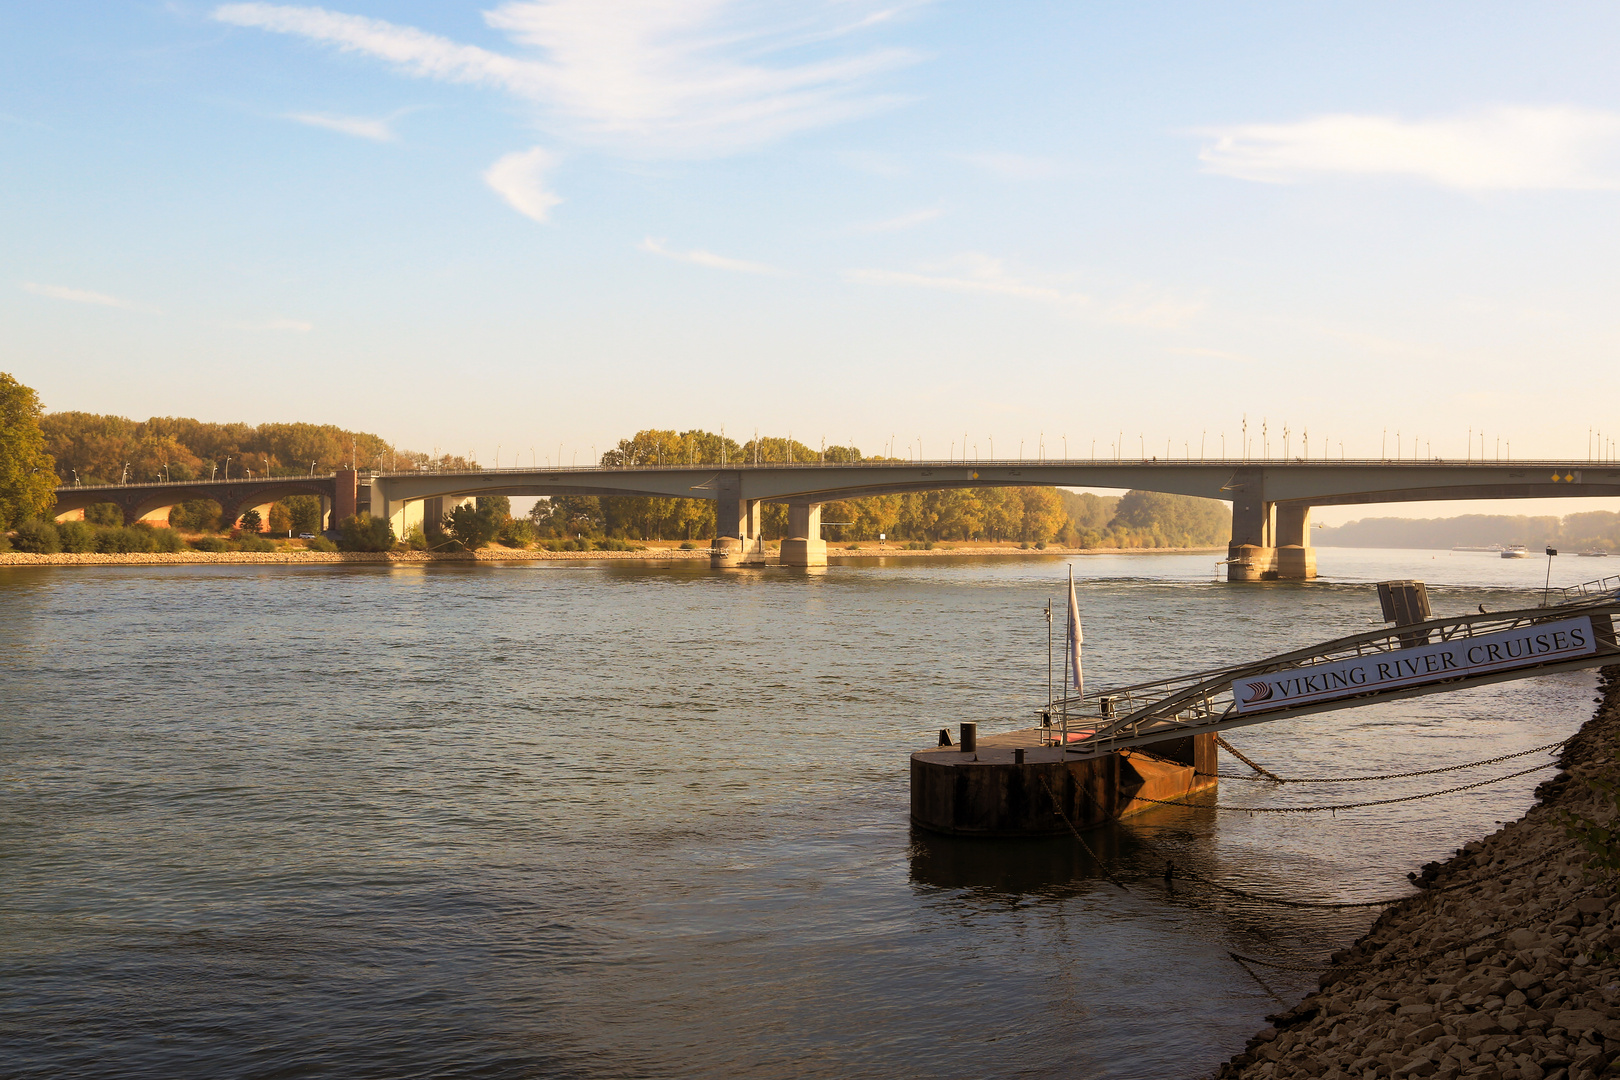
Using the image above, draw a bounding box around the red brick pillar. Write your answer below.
[334,469,358,525]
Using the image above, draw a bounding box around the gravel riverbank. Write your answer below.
[1210,666,1620,1080]
[0,544,1220,568]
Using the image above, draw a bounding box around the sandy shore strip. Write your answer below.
[0,545,1221,568]
[1207,665,1620,1080]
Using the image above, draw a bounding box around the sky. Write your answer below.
[4,1,1620,524]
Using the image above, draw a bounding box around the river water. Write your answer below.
[0,548,1607,1078]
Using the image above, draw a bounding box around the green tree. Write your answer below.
[339,513,394,552]
[446,502,502,549]
[0,374,57,528]
[238,508,263,532]
[11,518,61,553]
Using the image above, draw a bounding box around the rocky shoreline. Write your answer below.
[1210,666,1620,1080]
[0,544,1221,568]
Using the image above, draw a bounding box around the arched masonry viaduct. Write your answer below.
[53,470,358,532]
[53,461,1620,578]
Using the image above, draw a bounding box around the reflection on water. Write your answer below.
[0,549,1599,1078]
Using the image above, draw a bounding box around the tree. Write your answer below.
[339,513,394,552]
[0,373,57,529]
[238,508,263,533]
[446,502,502,550]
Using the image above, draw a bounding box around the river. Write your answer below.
[0,548,1605,1078]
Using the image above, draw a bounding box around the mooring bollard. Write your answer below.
[959,722,977,753]
[938,728,952,747]
[1014,748,1025,764]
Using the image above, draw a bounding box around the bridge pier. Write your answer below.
[779,501,827,567]
[1274,502,1317,580]
[1225,468,1277,581]
[711,473,767,568]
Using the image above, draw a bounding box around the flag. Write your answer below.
[1066,565,1083,696]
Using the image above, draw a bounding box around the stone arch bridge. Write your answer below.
[53,459,1620,578]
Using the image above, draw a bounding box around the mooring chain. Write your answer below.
[1038,775,1130,892]
[1133,759,1560,814]
[1209,738,1568,785]
[1214,734,1283,781]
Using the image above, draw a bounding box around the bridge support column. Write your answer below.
[1226,468,1277,581]
[1274,502,1316,580]
[780,501,827,567]
[711,473,766,567]
[334,468,358,525]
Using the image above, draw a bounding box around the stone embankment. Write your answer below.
[1211,666,1620,1080]
[0,544,1221,568]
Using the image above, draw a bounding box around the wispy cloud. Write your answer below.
[844,254,1200,326]
[639,236,783,275]
[283,110,398,141]
[227,317,314,332]
[1196,106,1620,189]
[956,152,1063,180]
[1168,346,1257,365]
[484,146,563,222]
[857,203,944,232]
[213,1,921,157]
[21,282,159,313]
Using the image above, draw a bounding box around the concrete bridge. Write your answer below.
[53,459,1620,579]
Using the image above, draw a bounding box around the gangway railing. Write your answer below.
[1041,597,1620,758]
[1549,575,1620,605]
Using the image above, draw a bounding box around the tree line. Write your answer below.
[1317,512,1620,551]
[0,389,1232,550]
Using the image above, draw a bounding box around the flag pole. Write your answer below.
[1062,565,1072,749]
[1045,598,1054,743]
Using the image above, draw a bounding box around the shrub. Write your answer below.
[57,520,96,552]
[306,535,338,552]
[597,537,642,552]
[150,527,186,553]
[339,513,394,552]
[237,535,275,552]
[1034,540,1047,550]
[679,541,697,550]
[0,532,9,552]
[190,536,228,552]
[96,526,157,553]
[11,519,61,553]
[402,524,429,551]
[498,519,536,547]
[846,543,861,550]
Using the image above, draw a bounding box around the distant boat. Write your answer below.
[1452,545,1501,552]
[1500,545,1532,559]
[1580,550,1610,557]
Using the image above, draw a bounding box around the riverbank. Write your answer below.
[1210,665,1620,1080]
[0,543,1221,568]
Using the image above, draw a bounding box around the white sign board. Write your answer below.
[1233,616,1598,714]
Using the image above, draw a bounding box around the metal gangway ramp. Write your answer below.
[1049,597,1620,758]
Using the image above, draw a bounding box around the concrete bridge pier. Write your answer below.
[1274,502,1317,580]
[711,473,767,568]
[779,501,828,567]
[1225,468,1278,581]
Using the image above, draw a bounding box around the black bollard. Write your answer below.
[960,723,977,753]
[938,728,952,747]
[1014,748,1025,764]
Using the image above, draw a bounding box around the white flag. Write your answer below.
[1066,566,1083,696]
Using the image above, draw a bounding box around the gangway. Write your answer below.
[1045,597,1620,758]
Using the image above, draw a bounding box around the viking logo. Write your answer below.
[1242,681,1274,704]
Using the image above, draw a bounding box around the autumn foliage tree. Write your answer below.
[0,373,57,528]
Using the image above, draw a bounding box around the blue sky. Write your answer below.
[5,2,1620,519]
